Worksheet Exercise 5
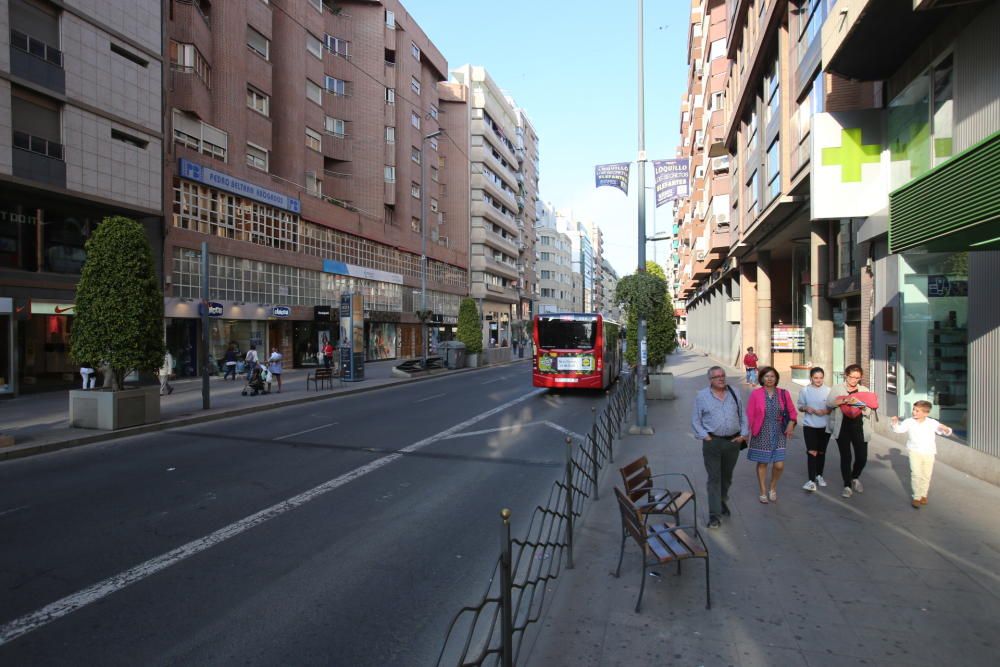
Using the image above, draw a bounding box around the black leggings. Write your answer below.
[837,418,868,487]
[803,426,831,482]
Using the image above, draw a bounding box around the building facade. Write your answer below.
[164,0,469,374]
[1,0,164,395]
[533,201,574,314]
[453,64,534,348]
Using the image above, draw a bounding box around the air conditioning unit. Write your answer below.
[695,250,707,261]
[438,236,450,247]
[714,212,730,231]
[711,156,729,173]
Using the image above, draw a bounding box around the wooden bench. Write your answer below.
[614,487,711,612]
[306,367,336,390]
[619,455,696,527]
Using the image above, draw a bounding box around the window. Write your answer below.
[306,79,322,104]
[247,142,268,171]
[430,166,439,182]
[325,35,350,59]
[411,217,421,232]
[9,0,62,67]
[746,169,760,218]
[385,87,396,105]
[384,205,395,226]
[764,58,779,126]
[429,104,439,120]
[383,127,395,145]
[429,136,438,151]
[410,111,420,129]
[411,146,421,164]
[411,42,420,60]
[247,27,269,60]
[306,171,322,196]
[306,34,323,59]
[411,76,421,94]
[325,116,346,137]
[385,9,395,28]
[172,109,227,162]
[411,182,420,199]
[169,41,211,88]
[384,166,396,182]
[247,86,269,116]
[111,43,148,67]
[746,109,758,153]
[110,128,148,148]
[325,76,348,96]
[430,198,439,213]
[766,139,780,200]
[306,127,322,152]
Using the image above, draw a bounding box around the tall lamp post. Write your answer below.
[419,129,444,369]
[630,0,653,434]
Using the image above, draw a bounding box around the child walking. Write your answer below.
[891,400,953,509]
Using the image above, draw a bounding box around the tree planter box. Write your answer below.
[70,386,161,430]
[647,372,675,400]
[465,352,479,368]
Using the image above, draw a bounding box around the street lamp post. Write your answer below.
[420,129,444,369]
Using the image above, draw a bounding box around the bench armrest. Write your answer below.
[648,472,696,494]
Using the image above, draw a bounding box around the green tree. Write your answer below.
[616,261,676,368]
[70,216,165,390]
[456,297,483,354]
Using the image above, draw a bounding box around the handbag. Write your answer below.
[779,389,792,429]
[725,385,749,450]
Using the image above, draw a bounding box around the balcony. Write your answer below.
[9,30,65,93]
[12,131,66,188]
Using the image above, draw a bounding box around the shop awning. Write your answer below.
[889,131,1000,254]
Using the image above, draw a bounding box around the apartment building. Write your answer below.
[823,0,1000,469]
[598,256,622,323]
[533,202,574,314]
[0,0,163,395]
[163,0,470,373]
[452,64,534,348]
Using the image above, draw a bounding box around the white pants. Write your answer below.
[909,451,935,500]
[80,369,95,389]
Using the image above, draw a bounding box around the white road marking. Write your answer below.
[415,393,447,403]
[0,388,546,646]
[0,505,29,518]
[480,376,507,385]
[273,422,338,441]
[440,422,542,440]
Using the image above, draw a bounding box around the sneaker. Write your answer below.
[851,478,864,493]
[912,498,921,509]
[802,480,818,492]
[816,475,827,487]
[842,486,853,498]
[708,515,721,528]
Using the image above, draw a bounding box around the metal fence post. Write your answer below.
[590,407,600,500]
[564,436,574,570]
[499,508,513,667]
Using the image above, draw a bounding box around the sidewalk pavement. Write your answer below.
[525,350,1000,667]
[0,359,518,461]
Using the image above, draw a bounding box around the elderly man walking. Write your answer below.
[691,366,749,528]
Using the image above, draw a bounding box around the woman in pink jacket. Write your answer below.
[746,366,798,503]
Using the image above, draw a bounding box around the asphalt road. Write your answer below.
[0,365,614,666]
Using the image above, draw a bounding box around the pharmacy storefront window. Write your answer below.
[898,252,967,438]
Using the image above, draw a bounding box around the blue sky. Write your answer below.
[401,0,690,276]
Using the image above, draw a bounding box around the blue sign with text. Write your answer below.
[179,159,301,214]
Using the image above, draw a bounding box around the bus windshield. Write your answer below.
[536,316,597,350]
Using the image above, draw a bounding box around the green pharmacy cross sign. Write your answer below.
[822,128,881,182]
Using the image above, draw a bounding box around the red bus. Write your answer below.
[532,313,621,389]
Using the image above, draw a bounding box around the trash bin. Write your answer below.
[439,341,466,369]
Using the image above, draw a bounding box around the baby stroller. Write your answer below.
[242,362,271,396]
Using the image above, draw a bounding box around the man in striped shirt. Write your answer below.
[691,366,749,528]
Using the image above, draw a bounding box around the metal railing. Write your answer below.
[435,372,637,666]
[10,29,63,67]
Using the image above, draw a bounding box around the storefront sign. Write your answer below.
[178,159,302,214]
[322,260,403,285]
[272,305,291,318]
[811,110,889,219]
[198,301,224,317]
[772,326,806,351]
[314,305,332,321]
[31,302,75,315]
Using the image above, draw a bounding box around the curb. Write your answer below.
[1,360,526,462]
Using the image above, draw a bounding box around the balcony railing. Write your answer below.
[13,130,64,160]
[10,30,63,67]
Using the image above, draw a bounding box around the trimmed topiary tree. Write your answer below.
[457,297,483,354]
[71,215,165,390]
[616,262,673,368]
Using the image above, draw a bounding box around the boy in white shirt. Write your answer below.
[891,400,953,509]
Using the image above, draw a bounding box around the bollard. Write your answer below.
[499,508,513,667]
[564,436,574,570]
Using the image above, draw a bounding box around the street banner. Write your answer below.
[594,162,631,195]
[652,158,690,207]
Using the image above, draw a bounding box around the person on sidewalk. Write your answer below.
[826,364,874,499]
[743,347,759,385]
[891,400,953,508]
[322,338,333,369]
[267,346,283,393]
[159,351,174,396]
[691,366,749,528]
[797,367,832,492]
[223,346,238,381]
[245,345,259,381]
[746,367,797,504]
